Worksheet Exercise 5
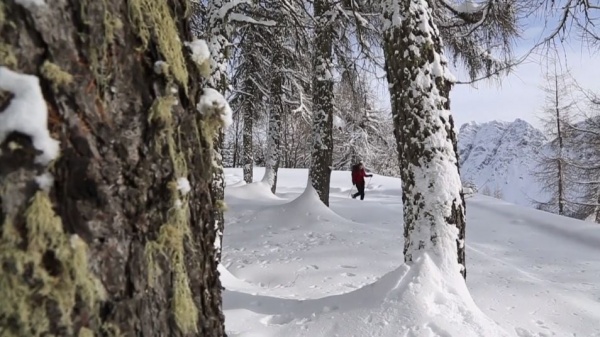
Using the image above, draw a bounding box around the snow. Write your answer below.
[177,177,191,195]
[197,88,233,128]
[0,66,60,165]
[447,0,483,14]
[221,167,600,337]
[229,13,276,26]
[35,172,54,192]
[458,119,549,207]
[153,61,168,74]
[15,0,46,7]
[184,39,210,66]
[332,115,345,129]
[218,0,252,20]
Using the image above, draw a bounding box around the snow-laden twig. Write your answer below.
[197,88,234,128]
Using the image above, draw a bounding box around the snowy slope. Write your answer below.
[458,119,549,207]
[221,167,600,337]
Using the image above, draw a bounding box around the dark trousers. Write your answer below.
[352,182,365,200]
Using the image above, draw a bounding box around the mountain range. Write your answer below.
[458,118,550,208]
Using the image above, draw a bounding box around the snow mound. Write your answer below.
[376,253,511,337]
[223,253,511,337]
[259,184,349,225]
[227,181,282,201]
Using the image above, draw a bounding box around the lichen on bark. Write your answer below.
[0,191,106,336]
[128,0,190,90]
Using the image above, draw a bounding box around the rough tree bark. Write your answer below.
[383,0,467,278]
[261,38,284,194]
[0,0,227,336]
[309,0,335,206]
[241,82,254,184]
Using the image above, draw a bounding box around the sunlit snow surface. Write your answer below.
[221,167,600,337]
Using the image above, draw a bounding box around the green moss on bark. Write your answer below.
[0,43,17,68]
[145,93,199,334]
[0,192,106,336]
[128,0,189,90]
[40,61,74,91]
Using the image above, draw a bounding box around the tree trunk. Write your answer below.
[595,190,600,223]
[261,44,283,194]
[0,0,226,335]
[232,115,240,167]
[242,102,253,184]
[203,0,235,266]
[555,74,565,216]
[309,0,335,206]
[383,0,467,278]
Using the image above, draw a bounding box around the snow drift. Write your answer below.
[221,167,600,337]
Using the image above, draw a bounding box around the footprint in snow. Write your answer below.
[514,327,535,337]
[341,272,356,277]
[299,265,319,271]
[340,265,357,269]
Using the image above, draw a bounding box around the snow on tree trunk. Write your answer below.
[204,0,236,262]
[309,0,335,206]
[382,0,467,278]
[261,44,284,193]
[0,0,228,335]
[242,100,254,184]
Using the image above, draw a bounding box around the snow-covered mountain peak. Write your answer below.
[458,119,547,205]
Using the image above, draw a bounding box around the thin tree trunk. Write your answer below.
[262,45,283,193]
[555,74,565,216]
[595,190,600,223]
[383,0,467,278]
[309,0,334,206]
[233,116,240,167]
[0,0,226,335]
[242,105,253,183]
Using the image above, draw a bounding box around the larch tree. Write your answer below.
[557,88,600,223]
[260,35,284,192]
[381,0,519,279]
[231,24,269,184]
[332,69,387,170]
[261,0,312,193]
[309,0,336,206]
[0,0,234,336]
[534,63,576,216]
[198,0,263,260]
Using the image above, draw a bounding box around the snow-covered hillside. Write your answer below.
[458,119,549,207]
[221,167,600,337]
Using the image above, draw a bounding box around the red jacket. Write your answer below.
[352,168,368,184]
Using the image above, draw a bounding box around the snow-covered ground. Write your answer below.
[221,167,600,337]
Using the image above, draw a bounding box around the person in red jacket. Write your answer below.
[351,162,373,200]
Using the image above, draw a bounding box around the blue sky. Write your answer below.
[371,4,600,131]
[449,9,600,131]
